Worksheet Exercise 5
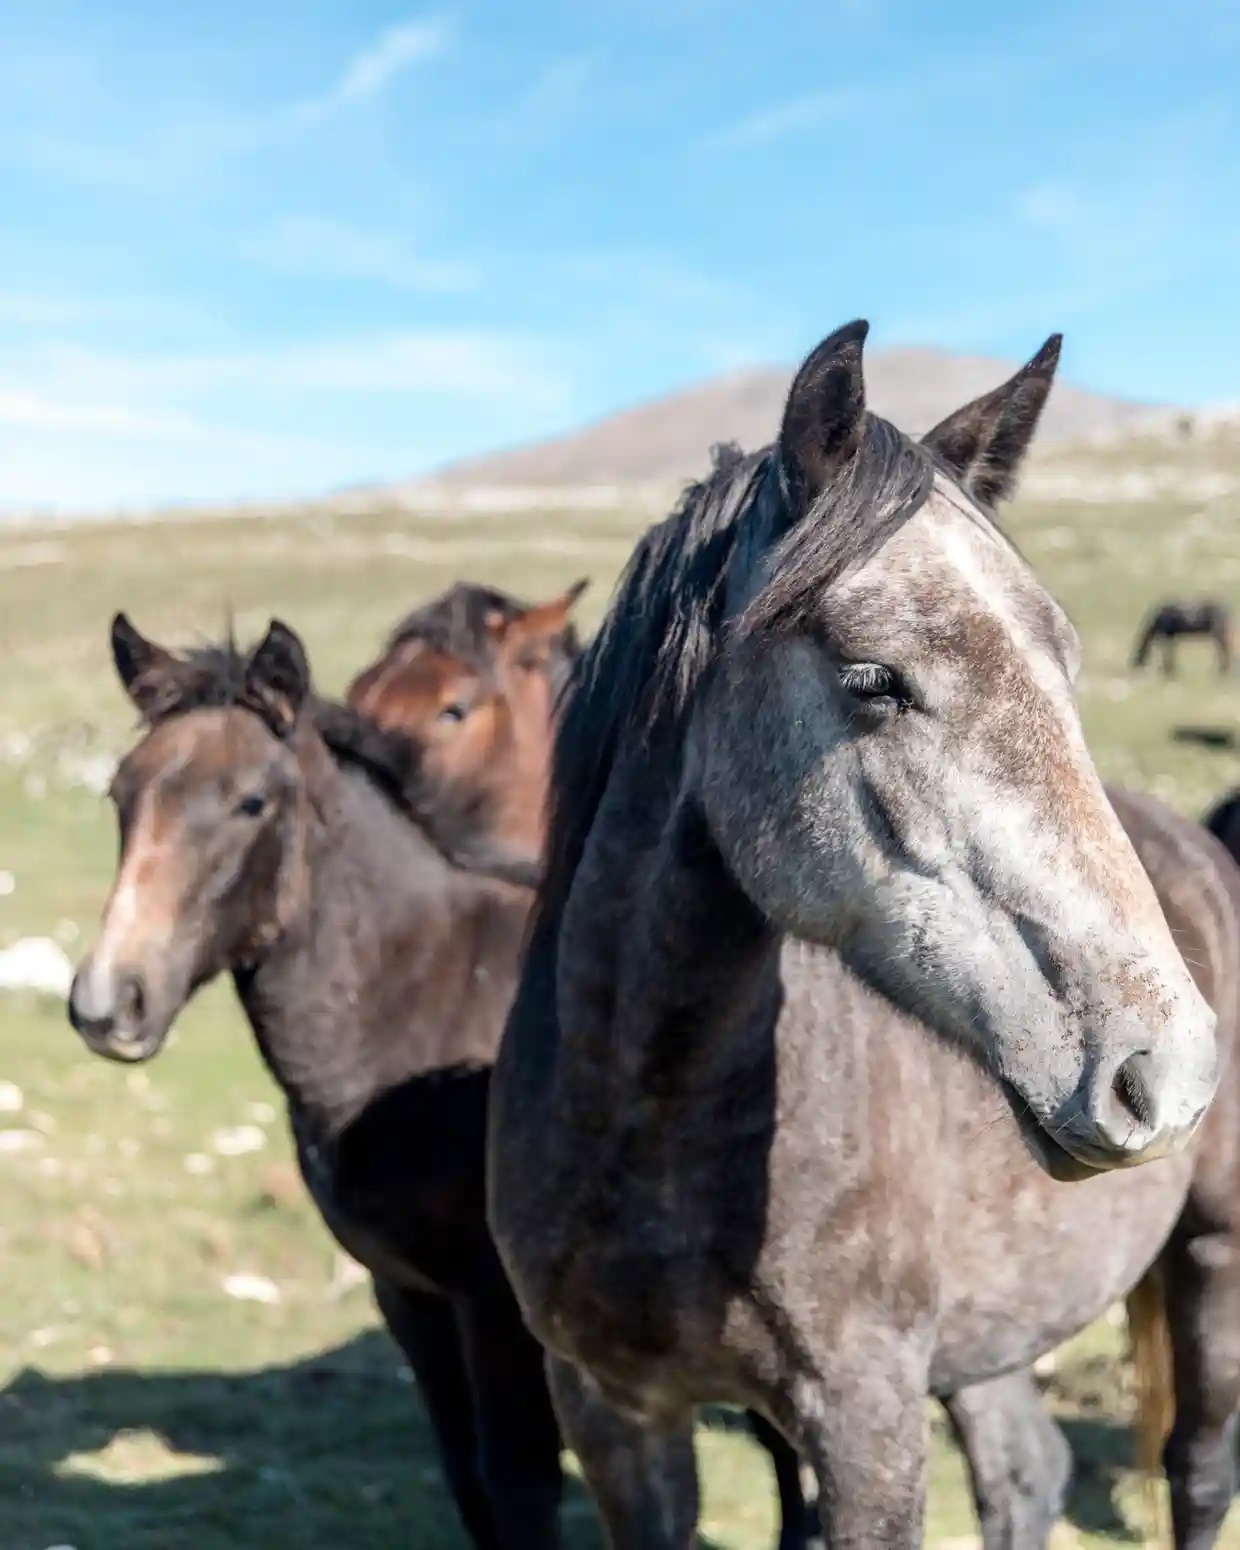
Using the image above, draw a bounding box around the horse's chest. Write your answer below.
[929,1146,1193,1388]
[536,1133,760,1392]
[294,1131,492,1297]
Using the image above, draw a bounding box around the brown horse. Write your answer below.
[489,323,1221,1549]
[345,580,589,888]
[68,587,584,1550]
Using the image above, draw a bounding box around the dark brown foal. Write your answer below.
[69,587,584,1550]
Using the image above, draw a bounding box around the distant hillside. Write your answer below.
[427,348,1172,492]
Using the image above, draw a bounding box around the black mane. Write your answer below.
[544,418,934,910]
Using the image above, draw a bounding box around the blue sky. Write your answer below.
[1,0,1237,509]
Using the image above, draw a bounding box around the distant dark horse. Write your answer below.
[1132,602,1234,675]
[489,324,1221,1549]
[66,590,809,1550]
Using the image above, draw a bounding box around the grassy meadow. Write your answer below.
[3,436,1240,1549]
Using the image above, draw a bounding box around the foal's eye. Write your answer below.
[235,793,268,819]
[838,663,913,713]
[437,701,470,725]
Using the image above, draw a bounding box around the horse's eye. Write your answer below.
[437,702,469,725]
[839,663,913,713]
[235,793,267,819]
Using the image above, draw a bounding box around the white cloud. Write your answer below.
[0,326,573,508]
[243,217,480,294]
[0,387,201,439]
[498,54,598,143]
[291,16,452,125]
[698,90,866,152]
[6,15,452,190]
[35,329,567,404]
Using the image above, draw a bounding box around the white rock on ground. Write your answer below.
[0,1129,46,1154]
[210,1124,266,1157]
[0,937,74,996]
[0,1080,23,1113]
[222,1273,281,1305]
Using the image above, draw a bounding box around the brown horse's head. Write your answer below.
[69,614,321,1061]
[346,579,588,869]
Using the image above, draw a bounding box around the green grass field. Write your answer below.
[3,442,1240,1549]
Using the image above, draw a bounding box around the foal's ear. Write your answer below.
[779,320,869,509]
[498,579,591,666]
[243,620,311,737]
[922,334,1062,507]
[513,578,590,639]
[111,612,177,714]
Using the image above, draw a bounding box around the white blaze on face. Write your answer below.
[79,752,190,1009]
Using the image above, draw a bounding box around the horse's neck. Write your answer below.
[237,765,529,1140]
[550,782,784,1158]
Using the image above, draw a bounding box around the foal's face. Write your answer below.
[70,620,311,1062]
[693,325,1217,1176]
[347,585,584,856]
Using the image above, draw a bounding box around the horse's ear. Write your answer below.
[922,334,1062,507]
[243,620,310,737]
[111,613,177,715]
[778,320,869,510]
[503,579,590,665]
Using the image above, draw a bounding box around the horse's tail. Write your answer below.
[1127,1263,1175,1545]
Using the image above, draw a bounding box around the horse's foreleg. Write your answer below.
[455,1292,564,1550]
[942,1369,1070,1550]
[746,1409,821,1550]
[373,1278,499,1550]
[1160,1233,1240,1550]
[774,1349,929,1550]
[547,1357,699,1549]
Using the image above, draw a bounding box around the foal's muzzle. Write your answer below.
[68,964,167,1063]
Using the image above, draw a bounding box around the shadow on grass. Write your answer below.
[0,1332,627,1550]
[1172,725,1238,750]
[1059,1415,1146,1543]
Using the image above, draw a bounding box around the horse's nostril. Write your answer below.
[1111,1050,1157,1129]
[117,972,146,1027]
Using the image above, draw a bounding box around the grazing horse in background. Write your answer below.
[489,322,1220,1550]
[1132,602,1234,676]
[67,587,585,1550]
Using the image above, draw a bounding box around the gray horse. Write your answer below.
[489,323,1219,1548]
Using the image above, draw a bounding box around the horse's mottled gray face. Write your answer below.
[692,324,1217,1178]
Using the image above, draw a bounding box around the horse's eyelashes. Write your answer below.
[837,663,918,716]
